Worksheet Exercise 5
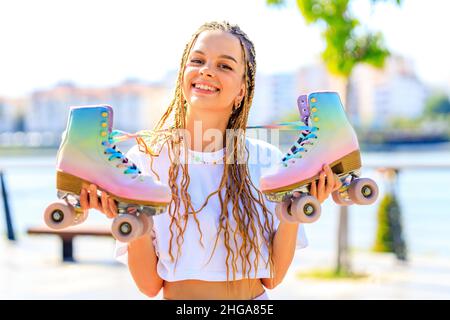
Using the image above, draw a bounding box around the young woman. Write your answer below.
[80,21,341,300]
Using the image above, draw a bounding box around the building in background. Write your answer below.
[293,56,429,129]
[250,72,298,125]
[0,98,16,132]
[349,56,428,129]
[24,80,171,135]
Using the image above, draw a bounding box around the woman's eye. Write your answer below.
[219,64,232,70]
[190,59,203,64]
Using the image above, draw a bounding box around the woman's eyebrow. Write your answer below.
[192,50,238,64]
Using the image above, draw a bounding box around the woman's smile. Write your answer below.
[191,81,220,96]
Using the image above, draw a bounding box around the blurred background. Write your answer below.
[0,0,449,299]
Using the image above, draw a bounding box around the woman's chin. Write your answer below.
[188,102,228,113]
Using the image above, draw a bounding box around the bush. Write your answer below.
[373,193,407,261]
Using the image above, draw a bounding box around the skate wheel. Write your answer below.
[348,178,379,205]
[111,214,144,242]
[275,201,298,224]
[138,214,154,236]
[44,200,77,229]
[275,195,321,224]
[332,190,354,206]
[290,195,321,223]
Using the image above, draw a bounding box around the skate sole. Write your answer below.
[263,150,362,194]
[56,170,169,208]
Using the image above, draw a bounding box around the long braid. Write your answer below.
[142,21,275,282]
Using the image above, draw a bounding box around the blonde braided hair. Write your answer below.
[144,21,275,282]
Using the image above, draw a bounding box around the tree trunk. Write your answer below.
[336,206,349,274]
[335,77,352,275]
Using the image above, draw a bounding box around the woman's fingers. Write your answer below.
[80,183,117,218]
[307,165,342,204]
[80,187,89,213]
[101,191,113,218]
[318,170,325,201]
[324,164,334,195]
[108,198,118,218]
[88,184,100,211]
[310,177,317,198]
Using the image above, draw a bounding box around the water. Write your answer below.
[1,149,450,258]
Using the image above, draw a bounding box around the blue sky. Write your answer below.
[0,0,448,98]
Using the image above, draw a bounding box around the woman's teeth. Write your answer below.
[193,84,218,92]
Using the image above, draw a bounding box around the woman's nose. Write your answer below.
[200,64,214,77]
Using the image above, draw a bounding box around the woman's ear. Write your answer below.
[237,84,246,103]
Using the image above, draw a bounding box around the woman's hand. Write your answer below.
[80,183,118,218]
[309,164,342,204]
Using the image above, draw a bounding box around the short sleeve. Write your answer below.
[114,240,129,265]
[271,204,309,250]
[113,229,159,265]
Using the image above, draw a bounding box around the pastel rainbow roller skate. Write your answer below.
[44,105,172,242]
[259,92,378,224]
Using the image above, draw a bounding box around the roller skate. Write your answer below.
[44,105,172,242]
[258,92,378,224]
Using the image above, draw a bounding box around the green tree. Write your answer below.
[267,0,403,276]
[425,93,450,116]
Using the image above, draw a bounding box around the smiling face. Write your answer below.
[182,30,246,114]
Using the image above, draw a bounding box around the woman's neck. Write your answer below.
[185,108,229,152]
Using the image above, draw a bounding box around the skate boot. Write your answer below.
[259,92,378,224]
[43,105,172,242]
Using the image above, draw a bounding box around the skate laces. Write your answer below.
[281,126,318,167]
[102,130,141,177]
[246,121,318,167]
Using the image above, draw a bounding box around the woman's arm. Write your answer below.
[261,222,299,289]
[127,232,164,298]
[80,183,163,297]
[261,164,341,289]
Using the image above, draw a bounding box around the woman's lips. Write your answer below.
[191,84,219,95]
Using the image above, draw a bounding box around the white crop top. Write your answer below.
[114,137,308,281]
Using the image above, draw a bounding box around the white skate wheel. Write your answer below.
[332,190,355,206]
[111,214,144,242]
[44,200,77,229]
[290,195,321,223]
[275,201,298,224]
[348,178,379,205]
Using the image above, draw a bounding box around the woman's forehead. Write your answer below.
[191,30,244,64]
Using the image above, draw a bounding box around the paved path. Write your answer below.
[1,234,450,300]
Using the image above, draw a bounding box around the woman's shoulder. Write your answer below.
[126,141,170,161]
[245,137,283,167]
